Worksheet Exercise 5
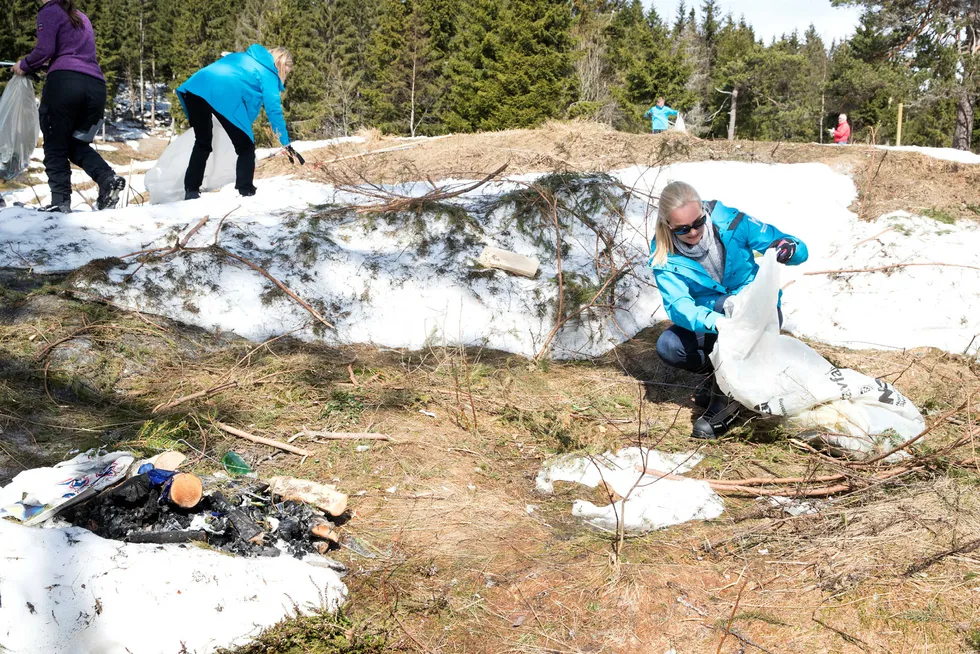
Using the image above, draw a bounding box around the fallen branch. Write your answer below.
[152,381,238,414]
[290,428,394,442]
[214,421,313,457]
[35,325,98,361]
[804,262,980,276]
[214,246,334,330]
[354,163,508,215]
[905,536,980,576]
[716,580,749,654]
[641,466,917,498]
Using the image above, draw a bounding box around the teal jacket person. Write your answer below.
[177,44,290,146]
[644,99,678,132]
[648,200,808,334]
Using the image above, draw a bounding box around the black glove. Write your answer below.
[768,238,796,264]
[285,145,305,166]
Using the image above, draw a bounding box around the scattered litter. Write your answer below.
[536,448,724,532]
[356,445,371,452]
[419,410,437,418]
[385,485,398,494]
[713,251,925,461]
[763,495,822,517]
[525,504,537,514]
[0,450,134,525]
[467,484,476,491]
[222,451,252,476]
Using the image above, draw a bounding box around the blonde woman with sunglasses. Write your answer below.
[648,181,808,440]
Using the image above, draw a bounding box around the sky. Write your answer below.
[646,0,864,46]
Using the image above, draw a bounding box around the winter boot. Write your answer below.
[238,185,257,198]
[96,175,126,210]
[184,190,201,201]
[693,375,714,409]
[691,382,740,440]
[39,193,72,213]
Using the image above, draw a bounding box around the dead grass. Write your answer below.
[0,275,978,653]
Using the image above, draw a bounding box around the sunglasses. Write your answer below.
[671,209,708,236]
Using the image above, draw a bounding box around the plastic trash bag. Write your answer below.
[144,116,237,204]
[0,450,135,525]
[673,113,686,132]
[710,250,925,462]
[0,76,41,181]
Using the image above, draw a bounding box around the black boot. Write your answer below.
[693,375,713,409]
[39,193,72,213]
[692,381,740,440]
[184,190,201,201]
[97,175,126,210]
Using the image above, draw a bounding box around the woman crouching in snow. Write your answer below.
[648,181,808,440]
[176,45,298,200]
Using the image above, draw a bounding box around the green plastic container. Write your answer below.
[222,451,251,476]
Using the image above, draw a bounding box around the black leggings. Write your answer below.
[181,91,256,195]
[39,70,114,204]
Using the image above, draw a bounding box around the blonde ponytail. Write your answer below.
[651,181,702,266]
[268,47,294,83]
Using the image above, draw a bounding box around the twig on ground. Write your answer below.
[214,421,313,457]
[812,613,871,652]
[804,262,980,276]
[35,325,98,360]
[392,613,435,654]
[905,536,980,576]
[152,381,238,414]
[353,164,507,214]
[290,428,394,442]
[716,580,749,654]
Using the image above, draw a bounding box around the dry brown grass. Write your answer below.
[0,284,978,653]
[259,121,980,226]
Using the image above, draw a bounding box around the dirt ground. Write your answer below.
[257,121,980,224]
[0,277,978,654]
[2,123,980,653]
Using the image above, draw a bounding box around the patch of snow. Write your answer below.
[877,144,980,164]
[94,143,118,152]
[536,447,724,532]
[0,519,347,654]
[255,136,366,160]
[0,160,975,358]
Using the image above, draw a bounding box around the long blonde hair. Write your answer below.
[651,181,701,266]
[269,47,294,84]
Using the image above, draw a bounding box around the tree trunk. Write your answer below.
[953,91,974,151]
[138,7,145,122]
[150,57,156,130]
[409,53,417,138]
[727,88,738,141]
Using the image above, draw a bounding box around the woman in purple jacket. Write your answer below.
[13,0,125,213]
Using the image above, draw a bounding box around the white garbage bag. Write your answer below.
[0,76,41,181]
[673,113,686,132]
[145,116,237,204]
[0,450,134,525]
[710,250,925,461]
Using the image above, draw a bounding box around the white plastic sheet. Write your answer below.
[145,116,237,204]
[673,113,686,132]
[711,250,925,461]
[0,76,40,181]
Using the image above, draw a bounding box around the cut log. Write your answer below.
[154,451,187,471]
[267,476,348,517]
[168,473,203,509]
[477,246,539,278]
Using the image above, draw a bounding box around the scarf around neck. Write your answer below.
[671,217,726,285]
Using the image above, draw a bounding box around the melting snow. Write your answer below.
[0,519,347,654]
[536,448,724,532]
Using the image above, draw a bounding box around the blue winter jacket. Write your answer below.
[649,201,808,334]
[176,44,290,146]
[644,105,678,131]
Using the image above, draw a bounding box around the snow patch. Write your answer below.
[536,448,724,532]
[877,144,980,164]
[0,519,347,654]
